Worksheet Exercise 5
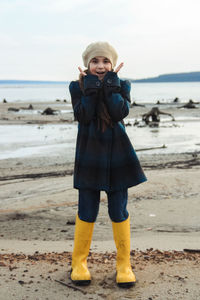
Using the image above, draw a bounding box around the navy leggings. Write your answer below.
[78,189,129,223]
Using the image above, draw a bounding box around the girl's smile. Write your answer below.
[89,56,112,80]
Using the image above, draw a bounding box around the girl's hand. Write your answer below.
[114,62,124,73]
[78,66,87,76]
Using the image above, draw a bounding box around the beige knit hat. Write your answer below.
[82,41,118,68]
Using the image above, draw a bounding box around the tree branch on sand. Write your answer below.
[142,107,175,125]
[178,99,199,109]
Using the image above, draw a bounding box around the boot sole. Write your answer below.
[70,269,91,286]
[117,281,136,288]
[72,280,91,286]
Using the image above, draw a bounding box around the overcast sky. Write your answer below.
[0,0,200,81]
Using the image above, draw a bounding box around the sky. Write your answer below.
[0,0,200,81]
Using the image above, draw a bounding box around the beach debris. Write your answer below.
[178,99,199,109]
[55,280,87,295]
[143,155,200,169]
[133,119,140,126]
[183,249,200,253]
[142,107,175,125]
[156,100,166,104]
[56,99,61,102]
[130,101,145,107]
[0,169,73,182]
[136,144,167,152]
[41,107,58,115]
[63,99,67,102]
[125,119,141,126]
[66,219,75,225]
[3,98,7,103]
[124,119,135,126]
[20,104,34,110]
[8,107,19,112]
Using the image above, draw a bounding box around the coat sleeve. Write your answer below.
[103,71,131,122]
[69,75,102,124]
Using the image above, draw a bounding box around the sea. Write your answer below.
[0,82,200,103]
[0,82,200,161]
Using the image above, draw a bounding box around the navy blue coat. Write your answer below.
[69,71,147,192]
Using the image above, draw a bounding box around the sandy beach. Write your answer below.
[0,100,200,299]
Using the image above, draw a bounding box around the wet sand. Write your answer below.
[0,101,200,299]
[0,99,200,125]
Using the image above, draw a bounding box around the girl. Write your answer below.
[69,41,147,288]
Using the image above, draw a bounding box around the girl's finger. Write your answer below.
[114,62,124,73]
[78,66,87,76]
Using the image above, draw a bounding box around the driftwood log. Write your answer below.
[142,107,175,125]
[8,107,19,112]
[41,107,58,115]
[179,99,199,109]
[130,101,145,107]
[20,104,34,110]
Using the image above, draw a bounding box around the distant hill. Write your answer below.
[1,72,200,84]
[130,71,200,82]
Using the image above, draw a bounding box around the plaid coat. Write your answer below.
[69,71,147,192]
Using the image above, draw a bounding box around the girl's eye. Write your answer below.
[104,60,110,64]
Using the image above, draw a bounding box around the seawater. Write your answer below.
[0,82,200,103]
[0,120,200,160]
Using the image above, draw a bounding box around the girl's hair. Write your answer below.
[78,69,113,132]
[78,69,89,92]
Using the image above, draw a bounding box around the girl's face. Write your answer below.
[89,56,112,80]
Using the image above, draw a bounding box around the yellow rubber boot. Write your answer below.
[71,215,94,285]
[112,216,136,287]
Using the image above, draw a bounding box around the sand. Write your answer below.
[0,100,200,299]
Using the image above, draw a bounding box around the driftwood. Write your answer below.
[41,107,58,115]
[20,104,34,110]
[0,170,73,181]
[130,101,145,107]
[136,144,167,152]
[183,249,200,253]
[8,105,34,112]
[142,107,175,125]
[144,157,200,169]
[8,107,19,112]
[179,99,199,109]
[55,280,87,295]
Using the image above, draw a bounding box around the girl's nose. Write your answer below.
[97,61,104,68]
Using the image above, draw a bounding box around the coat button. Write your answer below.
[96,81,101,87]
[107,79,112,84]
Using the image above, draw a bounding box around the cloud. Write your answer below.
[0,0,95,14]
[0,0,200,80]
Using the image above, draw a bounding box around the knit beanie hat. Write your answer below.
[82,41,118,68]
